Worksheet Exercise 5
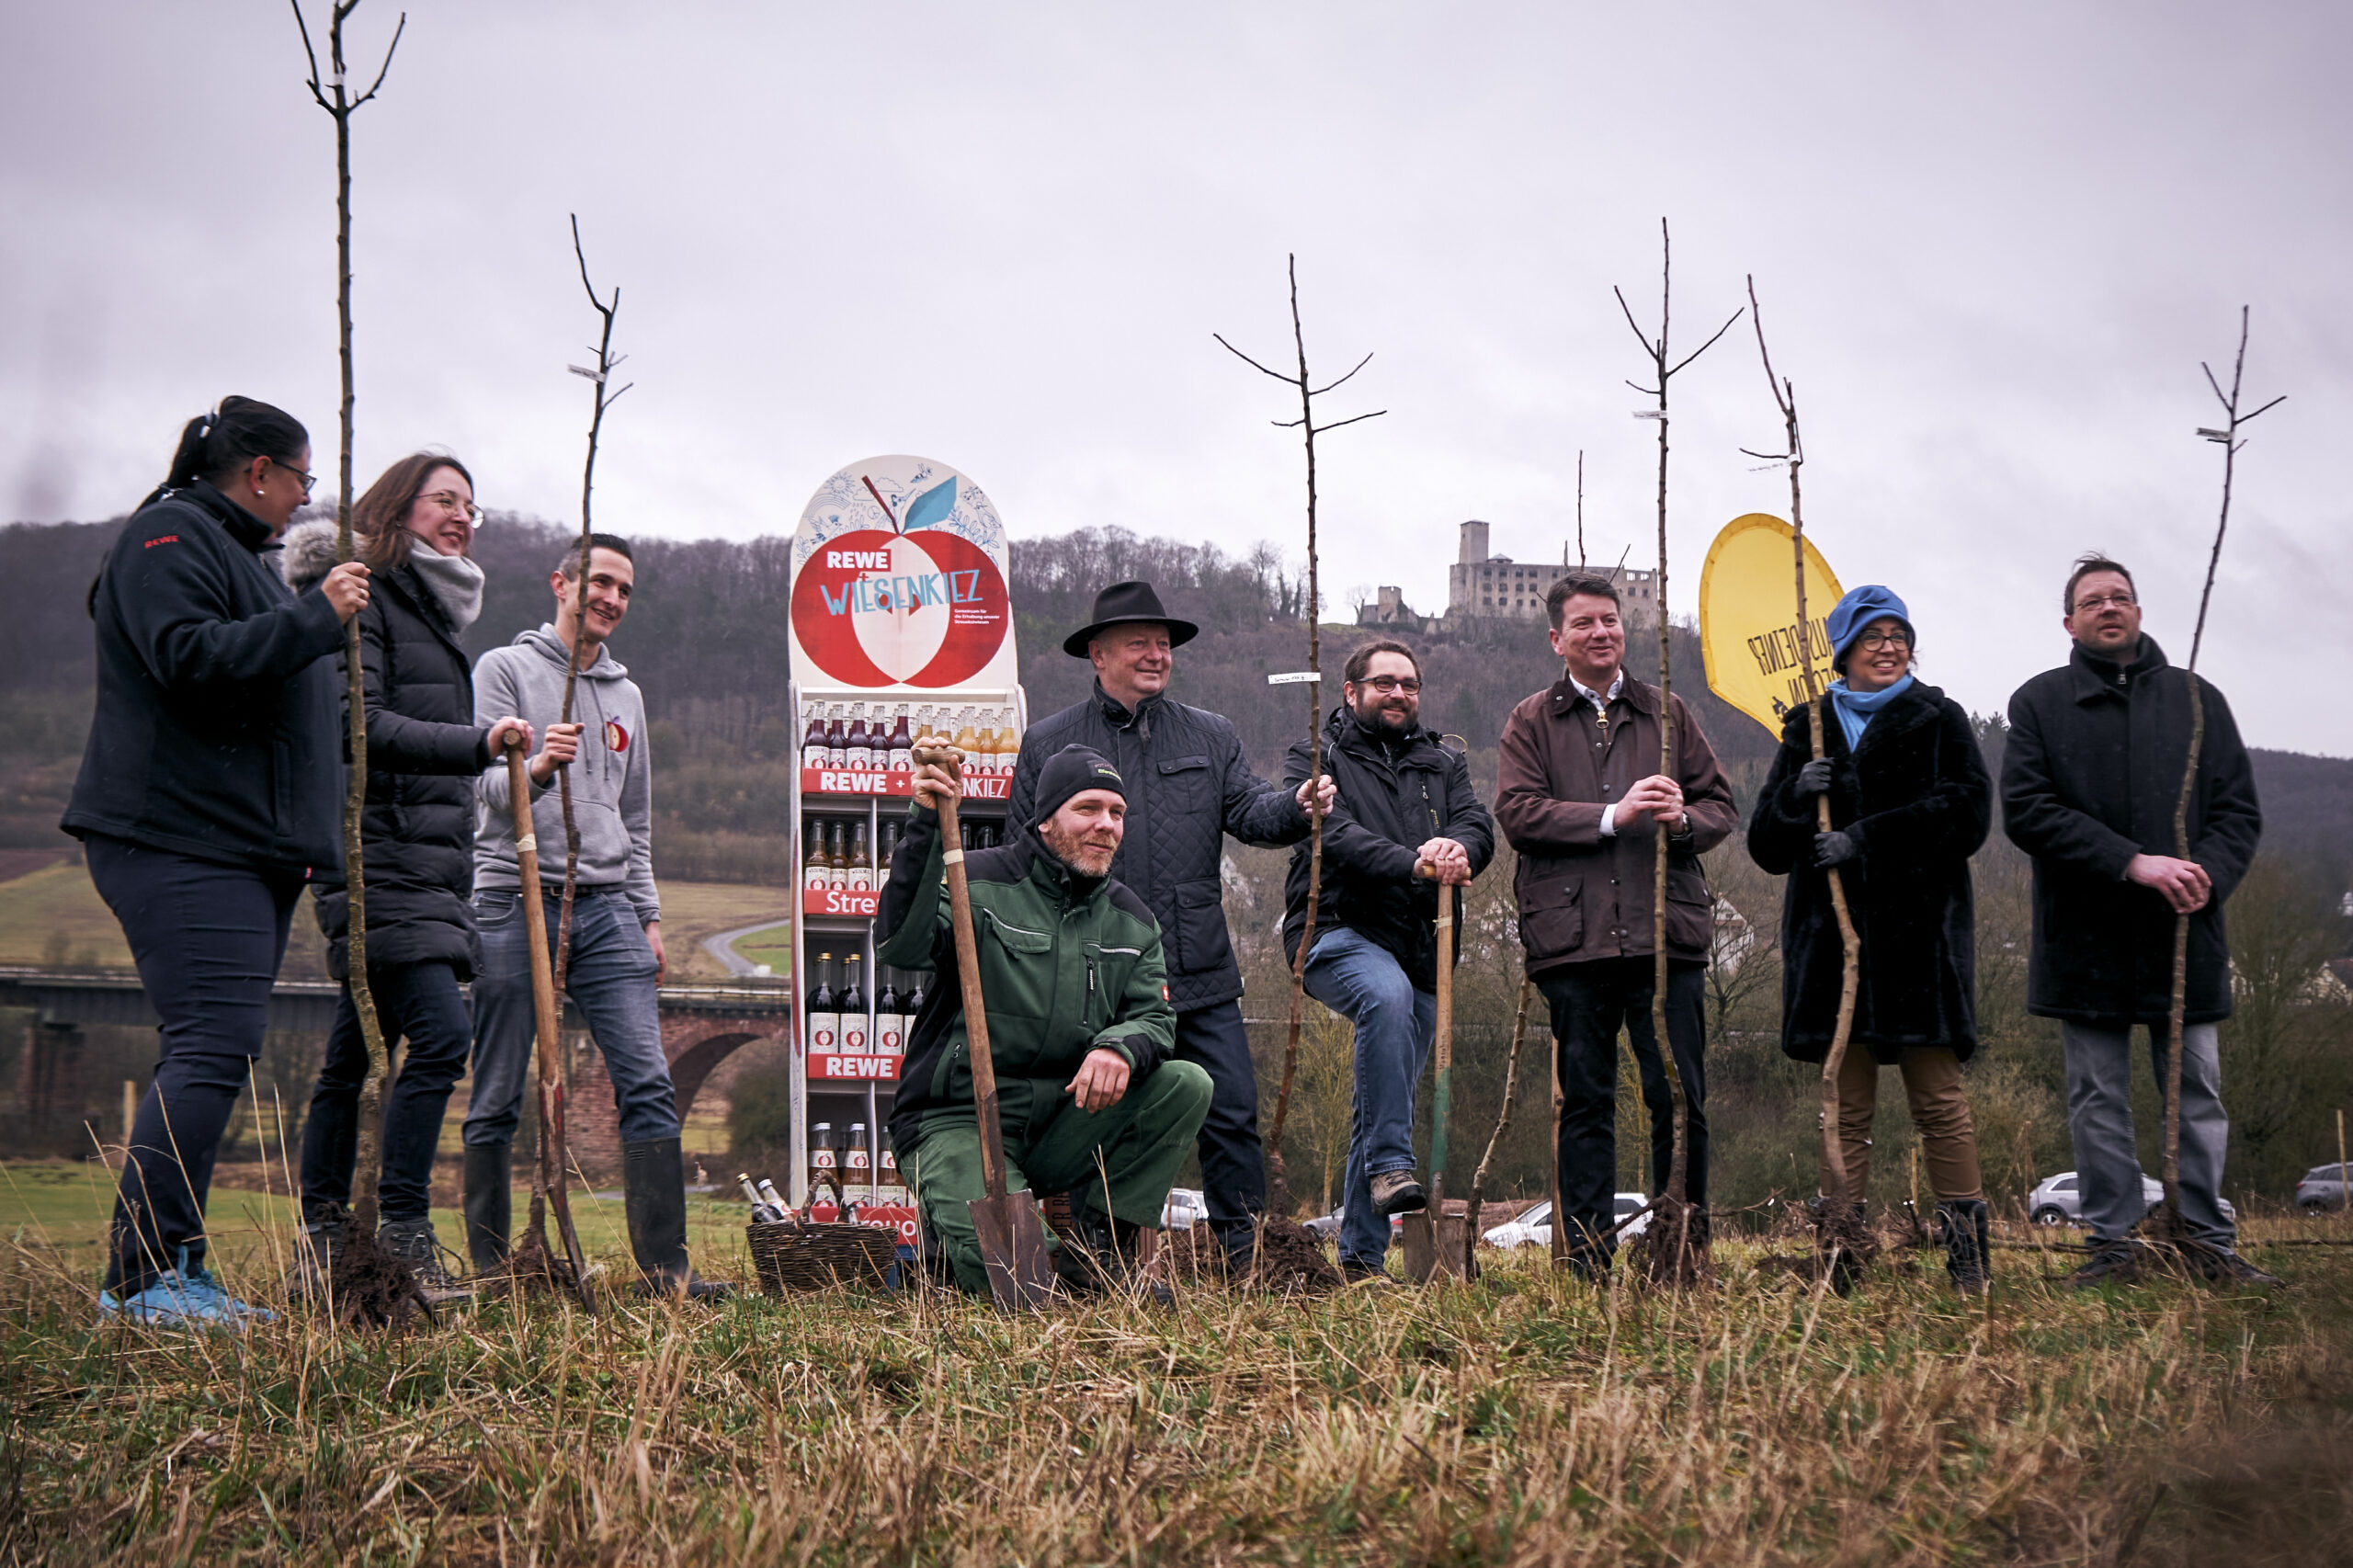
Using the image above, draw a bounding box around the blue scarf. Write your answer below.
[1827,673,1914,751]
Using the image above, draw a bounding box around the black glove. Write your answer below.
[1813,829,1858,868]
[1792,757,1835,800]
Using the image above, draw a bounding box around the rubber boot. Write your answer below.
[1939,1198,1991,1295]
[462,1142,512,1276]
[622,1137,733,1301]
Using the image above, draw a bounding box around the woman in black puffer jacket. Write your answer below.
[283,452,549,1289]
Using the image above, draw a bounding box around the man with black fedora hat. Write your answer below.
[1009,579,1333,1273]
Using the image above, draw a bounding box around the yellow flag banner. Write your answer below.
[1698,513,1846,739]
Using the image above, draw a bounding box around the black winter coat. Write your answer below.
[62,483,347,875]
[1280,709,1496,992]
[1008,683,1311,1012]
[283,525,494,978]
[1747,683,1991,1063]
[2001,638,2260,1027]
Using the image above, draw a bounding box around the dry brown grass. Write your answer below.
[0,1218,2347,1565]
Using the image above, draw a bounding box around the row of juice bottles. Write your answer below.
[804,950,926,1055]
[800,701,1021,775]
[802,814,1012,892]
[737,1119,907,1220]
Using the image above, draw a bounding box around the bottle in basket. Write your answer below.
[740,1173,786,1223]
[839,954,869,1052]
[808,1120,837,1201]
[756,1177,789,1216]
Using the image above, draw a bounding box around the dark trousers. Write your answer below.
[1173,1001,1267,1250]
[299,960,473,1226]
[85,835,303,1294]
[1536,956,1709,1260]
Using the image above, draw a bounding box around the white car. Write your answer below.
[1483,1193,1651,1249]
[2028,1170,2235,1227]
[1159,1187,1208,1231]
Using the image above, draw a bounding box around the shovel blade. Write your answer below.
[969,1191,1056,1311]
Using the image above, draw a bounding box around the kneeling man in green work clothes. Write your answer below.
[878,742,1211,1301]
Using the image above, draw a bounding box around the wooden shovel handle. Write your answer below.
[914,740,1010,1202]
[504,744,564,1094]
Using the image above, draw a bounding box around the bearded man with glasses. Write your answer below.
[1281,638,1495,1283]
[2001,553,2275,1288]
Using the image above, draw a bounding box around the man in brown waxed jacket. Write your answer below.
[1495,571,1738,1278]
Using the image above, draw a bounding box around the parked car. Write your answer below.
[2028,1171,2235,1227]
[1482,1193,1652,1249]
[1159,1187,1208,1231]
[2295,1164,2353,1211]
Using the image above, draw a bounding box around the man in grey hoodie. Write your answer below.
[462,532,726,1299]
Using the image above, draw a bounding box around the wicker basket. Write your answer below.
[748,1218,901,1294]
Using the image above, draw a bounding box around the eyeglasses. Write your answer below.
[1358,676,1422,694]
[268,459,319,496]
[1856,630,1912,652]
[2073,593,2136,612]
[421,490,483,526]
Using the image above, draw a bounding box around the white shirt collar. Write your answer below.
[1569,668,1625,710]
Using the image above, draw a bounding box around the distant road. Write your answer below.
[703,918,791,978]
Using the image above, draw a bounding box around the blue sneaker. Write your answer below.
[97,1249,278,1330]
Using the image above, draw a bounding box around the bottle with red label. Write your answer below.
[845,1121,872,1204]
[826,822,847,890]
[846,703,871,770]
[826,706,847,768]
[876,1145,904,1204]
[847,821,873,892]
[802,820,830,892]
[801,702,830,771]
[808,1121,836,1199]
[806,953,839,1052]
[874,971,903,1058]
[839,954,869,1052]
[886,705,913,774]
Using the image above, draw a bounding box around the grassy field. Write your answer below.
[1,1153,2347,1565]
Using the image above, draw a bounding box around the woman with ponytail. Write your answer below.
[278,453,547,1291]
[63,397,372,1328]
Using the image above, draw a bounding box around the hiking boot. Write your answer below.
[621,1137,735,1302]
[2065,1240,2144,1290]
[462,1142,512,1275]
[1938,1198,1992,1296]
[286,1217,344,1301]
[1369,1170,1427,1216]
[101,1247,277,1331]
[1055,1207,1175,1305]
[2188,1247,2285,1290]
[377,1217,464,1294]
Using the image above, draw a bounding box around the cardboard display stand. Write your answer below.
[778,456,1026,1249]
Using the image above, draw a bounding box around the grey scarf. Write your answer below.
[407,537,485,632]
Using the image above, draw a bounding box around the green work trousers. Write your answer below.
[910,1061,1212,1295]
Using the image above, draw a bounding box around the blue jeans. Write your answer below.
[1173,1001,1267,1253]
[463,887,678,1147]
[2062,1020,2234,1248]
[299,960,473,1225]
[1302,927,1437,1269]
[85,835,304,1294]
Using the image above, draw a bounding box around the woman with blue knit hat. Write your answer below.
[1746,584,1996,1291]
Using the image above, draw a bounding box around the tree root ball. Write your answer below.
[1243,1216,1344,1295]
[1626,1197,1713,1289]
[328,1226,431,1331]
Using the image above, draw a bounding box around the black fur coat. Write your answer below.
[1746,682,1991,1063]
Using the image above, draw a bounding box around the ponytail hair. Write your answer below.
[140,395,309,511]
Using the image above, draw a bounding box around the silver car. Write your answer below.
[1158,1187,1208,1231]
[2028,1170,2234,1227]
[2295,1164,2352,1211]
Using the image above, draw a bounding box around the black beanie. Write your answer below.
[1028,744,1126,828]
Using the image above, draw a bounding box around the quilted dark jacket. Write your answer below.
[1008,682,1310,1012]
[283,524,494,978]
[1279,708,1495,991]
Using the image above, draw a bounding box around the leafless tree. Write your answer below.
[2158,308,2281,1244]
[1610,219,1741,1283]
[1742,273,1869,1283]
[290,0,423,1326]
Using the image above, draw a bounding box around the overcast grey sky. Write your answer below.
[5,4,2347,752]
